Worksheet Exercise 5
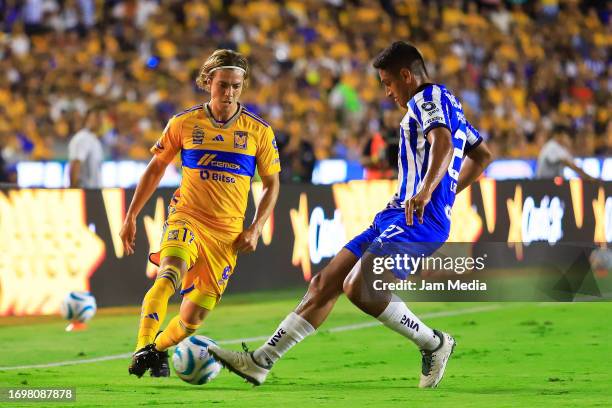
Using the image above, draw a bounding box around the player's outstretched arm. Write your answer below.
[560,158,599,183]
[68,160,81,188]
[456,141,493,194]
[235,173,280,253]
[119,156,170,255]
[406,127,453,225]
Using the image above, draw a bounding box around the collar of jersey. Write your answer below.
[412,82,435,97]
[204,102,243,129]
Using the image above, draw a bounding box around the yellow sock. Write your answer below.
[155,315,200,351]
[135,266,180,351]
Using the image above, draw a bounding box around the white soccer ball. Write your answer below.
[172,335,222,385]
[60,291,97,323]
[590,248,612,273]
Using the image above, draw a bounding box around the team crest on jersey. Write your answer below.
[234,131,248,150]
[167,230,179,241]
[421,102,436,112]
[192,125,204,145]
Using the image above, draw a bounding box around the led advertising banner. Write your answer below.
[0,179,610,315]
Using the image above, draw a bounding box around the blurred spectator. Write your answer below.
[536,125,598,181]
[68,106,105,188]
[0,0,608,183]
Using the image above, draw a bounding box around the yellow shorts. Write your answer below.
[151,213,238,310]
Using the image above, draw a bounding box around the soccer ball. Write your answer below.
[172,335,222,385]
[590,248,612,275]
[60,291,97,323]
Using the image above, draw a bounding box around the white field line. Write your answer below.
[0,305,501,371]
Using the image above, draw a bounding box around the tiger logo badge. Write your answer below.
[234,131,248,150]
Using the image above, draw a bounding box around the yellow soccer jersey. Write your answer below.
[151,103,280,238]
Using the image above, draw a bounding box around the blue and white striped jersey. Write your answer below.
[389,83,482,230]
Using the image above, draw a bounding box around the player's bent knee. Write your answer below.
[342,262,363,303]
[305,275,327,307]
[179,298,209,326]
[157,264,183,291]
[307,274,322,294]
[307,274,341,306]
[342,274,357,301]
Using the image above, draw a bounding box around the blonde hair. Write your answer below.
[196,49,249,91]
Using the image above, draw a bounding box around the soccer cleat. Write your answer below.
[149,332,170,377]
[418,330,456,388]
[150,348,170,377]
[129,344,160,378]
[208,343,271,386]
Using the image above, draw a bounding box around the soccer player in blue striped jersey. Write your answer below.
[210,41,493,388]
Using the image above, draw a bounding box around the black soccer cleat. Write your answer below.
[150,348,170,377]
[129,344,160,378]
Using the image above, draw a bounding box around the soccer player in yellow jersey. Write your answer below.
[119,49,281,378]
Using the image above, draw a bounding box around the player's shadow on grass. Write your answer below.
[442,387,559,395]
[147,384,249,392]
[269,379,415,389]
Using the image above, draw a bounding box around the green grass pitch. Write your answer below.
[0,289,610,407]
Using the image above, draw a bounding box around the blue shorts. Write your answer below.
[344,207,449,279]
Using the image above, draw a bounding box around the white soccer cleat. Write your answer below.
[418,330,456,388]
[208,343,270,386]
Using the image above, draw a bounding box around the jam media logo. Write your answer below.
[234,131,248,150]
[192,125,204,145]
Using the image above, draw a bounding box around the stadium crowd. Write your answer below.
[0,0,609,182]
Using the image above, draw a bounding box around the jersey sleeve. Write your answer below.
[150,116,182,163]
[548,142,572,164]
[68,134,88,162]
[414,88,450,135]
[464,121,483,152]
[256,126,281,176]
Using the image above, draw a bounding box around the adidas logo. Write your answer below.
[213,135,224,142]
[144,312,159,321]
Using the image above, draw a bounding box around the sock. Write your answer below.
[377,294,440,351]
[155,315,200,352]
[253,312,315,367]
[135,267,179,351]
